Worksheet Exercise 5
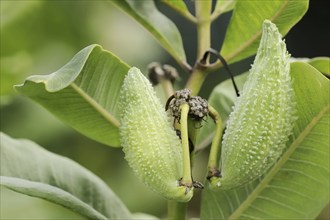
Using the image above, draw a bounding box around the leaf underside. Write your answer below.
[15,44,130,147]
[0,132,132,219]
[110,0,187,67]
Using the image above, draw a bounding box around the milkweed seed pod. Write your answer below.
[119,67,193,202]
[215,20,296,190]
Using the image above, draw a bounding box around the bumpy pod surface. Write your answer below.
[218,20,296,189]
[119,67,192,202]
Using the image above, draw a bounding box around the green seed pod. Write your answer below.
[119,67,193,202]
[214,20,296,190]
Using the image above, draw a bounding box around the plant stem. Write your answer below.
[185,1,212,95]
[195,0,212,60]
[186,68,208,96]
[168,200,187,220]
[160,79,175,98]
[187,119,197,149]
[207,105,223,171]
[167,3,213,220]
[180,103,193,185]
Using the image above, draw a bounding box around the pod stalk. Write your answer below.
[179,103,193,186]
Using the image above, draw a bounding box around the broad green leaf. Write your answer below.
[221,0,308,64]
[15,44,130,147]
[110,0,187,67]
[196,72,248,150]
[1,186,83,219]
[308,57,330,76]
[201,62,330,219]
[161,0,196,22]
[211,0,235,20]
[289,57,330,77]
[290,57,330,76]
[0,132,132,219]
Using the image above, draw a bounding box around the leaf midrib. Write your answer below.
[217,0,289,66]
[228,103,330,219]
[70,83,120,127]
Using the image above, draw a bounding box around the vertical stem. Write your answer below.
[207,105,223,170]
[167,3,213,219]
[168,200,187,220]
[195,0,212,60]
[185,1,212,95]
[160,79,175,98]
[187,119,197,148]
[185,69,208,96]
[180,103,193,185]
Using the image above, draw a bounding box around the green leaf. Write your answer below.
[211,0,235,20]
[197,72,248,150]
[110,0,188,68]
[161,0,196,22]
[200,62,330,219]
[15,44,130,147]
[221,0,308,64]
[290,57,330,77]
[308,57,330,76]
[0,132,132,219]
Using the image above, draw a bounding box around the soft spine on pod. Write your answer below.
[119,67,193,202]
[217,20,296,189]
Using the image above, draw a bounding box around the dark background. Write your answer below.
[285,0,329,58]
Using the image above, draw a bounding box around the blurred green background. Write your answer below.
[1,0,329,219]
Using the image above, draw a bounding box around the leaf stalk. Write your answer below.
[207,105,223,170]
[167,200,187,220]
[179,103,193,185]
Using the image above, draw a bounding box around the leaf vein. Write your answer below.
[256,196,305,215]
[70,83,120,127]
[280,168,326,185]
[288,158,328,171]
[267,185,314,200]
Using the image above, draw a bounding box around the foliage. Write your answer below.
[0,133,132,220]
[200,62,329,219]
[1,0,329,219]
